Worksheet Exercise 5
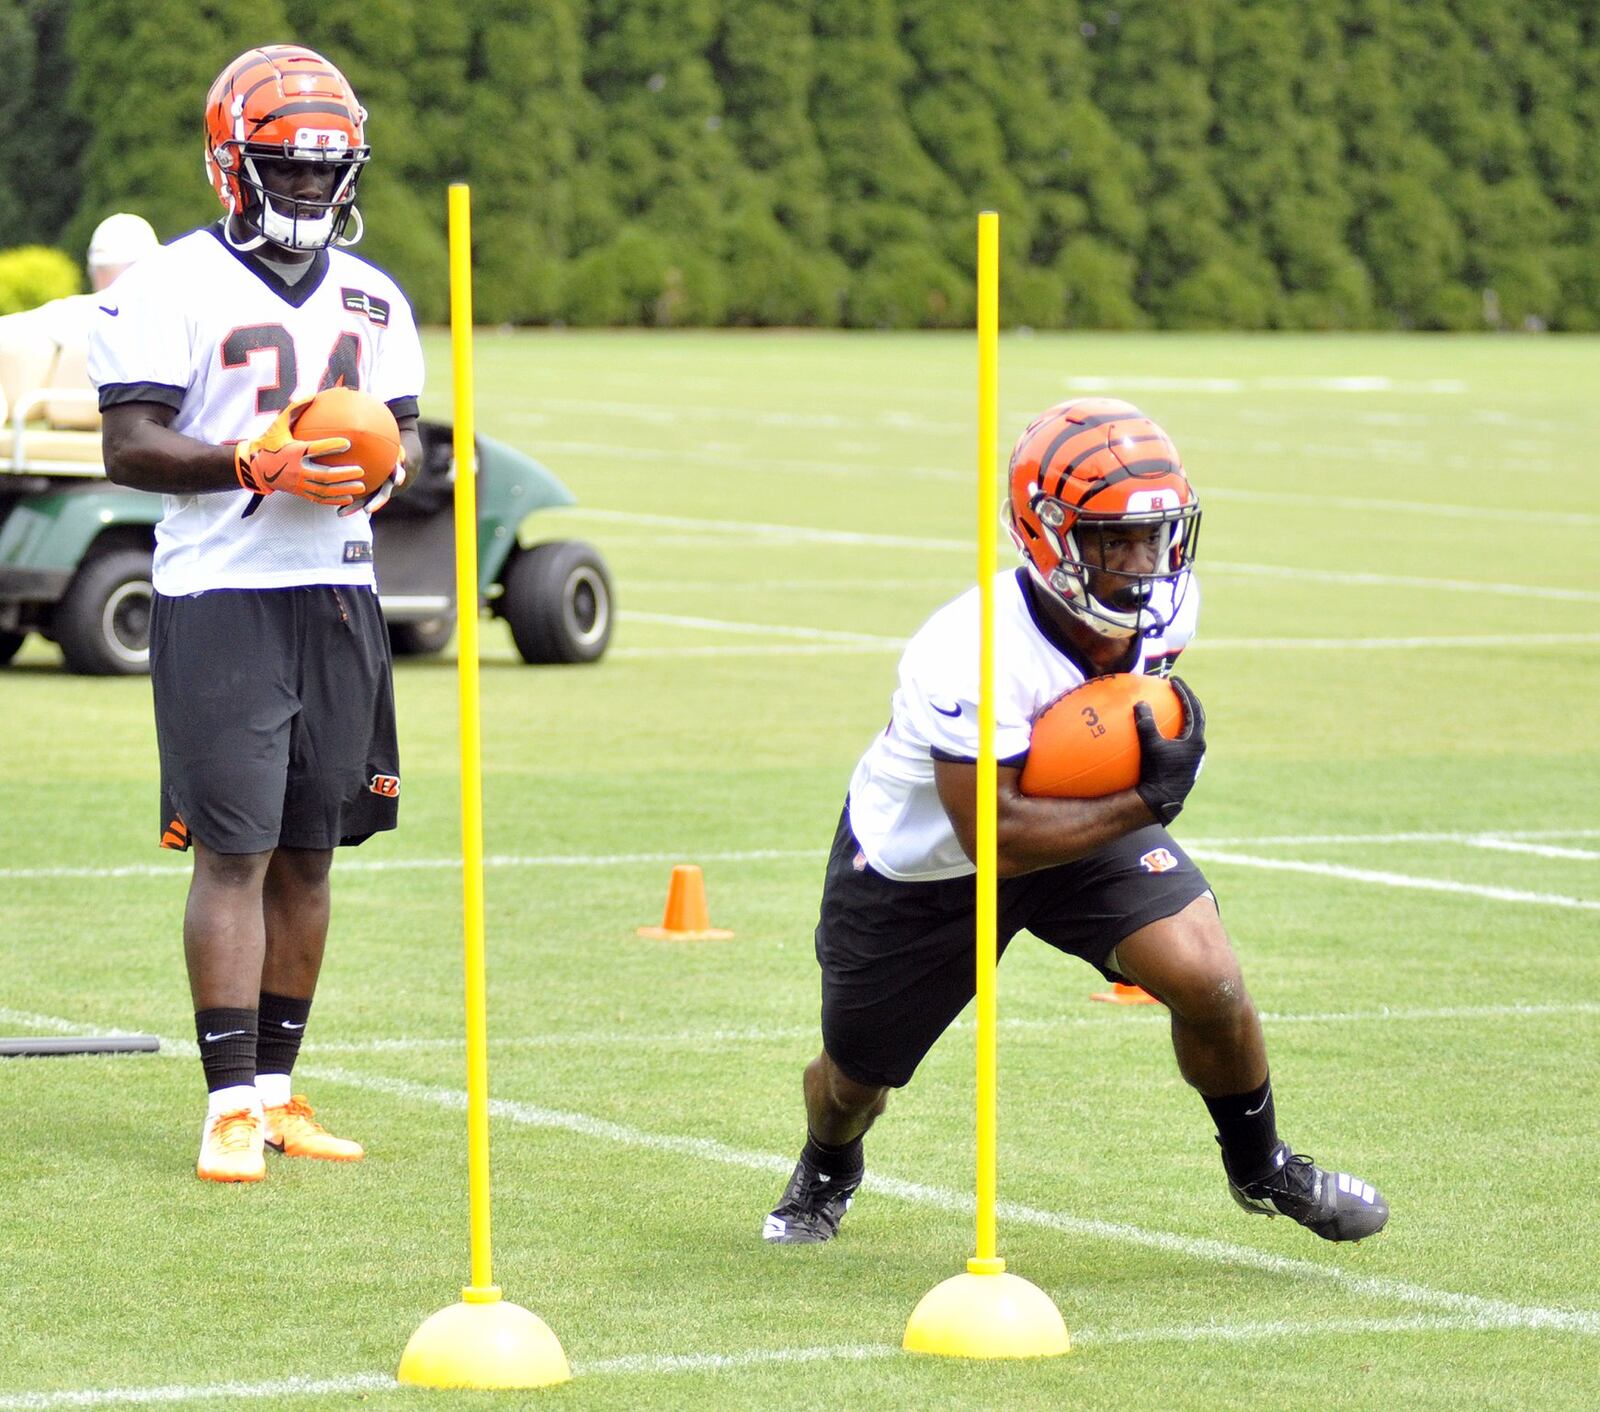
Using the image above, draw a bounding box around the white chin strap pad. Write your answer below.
[1024,562,1139,641]
[261,203,336,250]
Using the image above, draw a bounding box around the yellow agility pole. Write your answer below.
[397,184,571,1391]
[903,211,1070,1360]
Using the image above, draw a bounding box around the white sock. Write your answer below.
[255,1073,293,1109]
[207,1084,261,1119]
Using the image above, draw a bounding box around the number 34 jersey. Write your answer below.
[89,224,424,595]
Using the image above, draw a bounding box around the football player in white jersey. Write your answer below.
[764,399,1389,1245]
[88,46,424,1183]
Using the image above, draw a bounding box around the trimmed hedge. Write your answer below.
[0,246,80,315]
[3,0,1595,329]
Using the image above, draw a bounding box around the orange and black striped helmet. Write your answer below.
[1006,397,1200,640]
[203,45,368,252]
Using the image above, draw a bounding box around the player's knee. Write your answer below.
[270,846,334,888]
[810,1051,889,1120]
[194,846,272,890]
[1161,934,1252,1025]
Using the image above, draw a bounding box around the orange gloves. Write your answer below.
[234,396,364,507]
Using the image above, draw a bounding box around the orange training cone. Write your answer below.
[1090,982,1161,1005]
[636,865,734,941]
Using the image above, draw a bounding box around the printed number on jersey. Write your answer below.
[221,324,364,414]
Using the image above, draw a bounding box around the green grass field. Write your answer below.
[3,331,1597,1410]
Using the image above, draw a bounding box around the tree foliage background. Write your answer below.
[2,0,1596,330]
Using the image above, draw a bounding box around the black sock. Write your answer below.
[803,1131,864,1180]
[195,1007,258,1093]
[256,992,312,1079]
[1204,1076,1278,1185]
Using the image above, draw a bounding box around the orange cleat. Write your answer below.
[197,1106,266,1183]
[264,1096,365,1161]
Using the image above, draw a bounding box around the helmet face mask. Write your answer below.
[204,46,369,252]
[1006,398,1201,641]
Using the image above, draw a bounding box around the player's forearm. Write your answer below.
[102,418,239,495]
[992,788,1157,877]
[392,419,422,501]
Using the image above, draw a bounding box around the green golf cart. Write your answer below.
[0,415,613,675]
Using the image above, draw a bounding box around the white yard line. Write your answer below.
[615,630,1597,655]
[9,999,1598,1064]
[618,605,1600,652]
[295,1001,1600,1055]
[5,831,1597,907]
[1204,559,1600,603]
[628,577,958,592]
[14,1052,1578,1341]
[610,641,900,659]
[621,610,904,645]
[1185,848,1600,911]
[566,508,1596,599]
[0,848,817,882]
[526,429,1581,511]
[4,1002,1597,1412]
[608,630,1591,655]
[569,506,968,551]
[11,1036,1598,1350]
[0,1008,126,1036]
[1193,829,1600,847]
[0,1373,399,1410]
[1063,374,1469,395]
[1465,838,1600,861]
[1193,633,1600,651]
[34,1000,1600,1339]
[6,1000,1597,1064]
[6,838,1593,909]
[0,1312,1570,1409]
[1203,490,1597,530]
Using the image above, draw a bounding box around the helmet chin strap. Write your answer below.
[221,198,268,252]
[1025,562,1141,641]
[1065,595,1141,642]
[333,205,363,248]
[261,204,336,250]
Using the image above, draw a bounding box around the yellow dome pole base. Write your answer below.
[397,1286,572,1390]
[903,1259,1071,1360]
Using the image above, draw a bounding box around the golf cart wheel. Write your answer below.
[54,545,155,675]
[0,630,23,665]
[388,613,457,657]
[501,540,613,665]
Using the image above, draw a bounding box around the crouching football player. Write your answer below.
[763,399,1388,1245]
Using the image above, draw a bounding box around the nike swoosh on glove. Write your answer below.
[235,395,364,507]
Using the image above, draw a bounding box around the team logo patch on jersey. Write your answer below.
[1140,847,1179,874]
[343,541,373,562]
[369,774,400,798]
[853,850,868,872]
[341,287,391,327]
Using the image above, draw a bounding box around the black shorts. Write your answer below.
[816,803,1213,1089]
[150,586,399,854]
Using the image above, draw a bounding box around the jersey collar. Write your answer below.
[206,222,330,309]
[1014,568,1140,678]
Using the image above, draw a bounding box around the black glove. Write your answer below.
[1134,676,1206,826]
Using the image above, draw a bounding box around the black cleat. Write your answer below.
[762,1156,862,1244]
[1227,1142,1389,1242]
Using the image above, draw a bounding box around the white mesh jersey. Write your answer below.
[847,568,1199,881]
[88,225,424,595]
